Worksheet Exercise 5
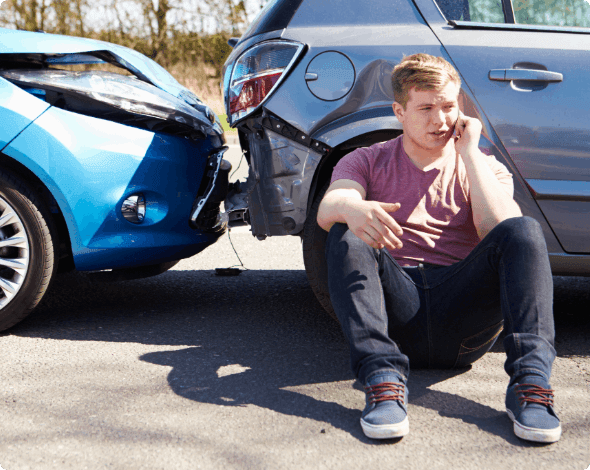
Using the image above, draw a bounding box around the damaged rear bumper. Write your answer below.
[231,113,330,238]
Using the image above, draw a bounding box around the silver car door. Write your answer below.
[415,0,590,254]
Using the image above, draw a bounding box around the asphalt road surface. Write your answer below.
[1,146,589,470]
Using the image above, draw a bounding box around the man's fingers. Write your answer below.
[376,202,403,236]
[346,200,404,250]
[364,222,402,251]
[357,229,383,250]
[371,218,403,250]
[362,226,386,248]
[376,210,403,238]
[382,226,403,250]
[455,110,468,136]
[378,202,401,213]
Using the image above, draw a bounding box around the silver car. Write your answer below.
[221,0,590,317]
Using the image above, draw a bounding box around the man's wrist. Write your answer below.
[458,144,482,161]
[334,196,358,222]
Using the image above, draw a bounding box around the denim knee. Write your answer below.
[326,223,375,259]
[493,216,547,253]
[326,222,349,243]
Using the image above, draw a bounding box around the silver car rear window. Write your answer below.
[241,0,305,41]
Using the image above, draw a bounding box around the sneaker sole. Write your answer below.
[360,416,409,439]
[506,408,561,443]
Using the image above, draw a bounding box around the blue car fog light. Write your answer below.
[121,193,146,224]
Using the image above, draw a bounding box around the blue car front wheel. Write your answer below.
[0,170,58,332]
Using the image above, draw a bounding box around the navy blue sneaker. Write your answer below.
[506,374,561,443]
[360,371,409,439]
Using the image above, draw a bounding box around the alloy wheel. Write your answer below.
[0,195,30,309]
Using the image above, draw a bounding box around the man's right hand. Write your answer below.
[341,199,403,251]
[317,179,404,251]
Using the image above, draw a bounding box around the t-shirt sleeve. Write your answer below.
[330,147,372,192]
[485,156,514,197]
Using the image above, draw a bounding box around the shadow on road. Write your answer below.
[6,269,590,443]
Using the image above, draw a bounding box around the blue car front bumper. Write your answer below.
[3,105,227,271]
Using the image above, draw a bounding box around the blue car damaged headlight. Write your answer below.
[0,69,217,139]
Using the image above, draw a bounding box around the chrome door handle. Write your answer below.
[489,69,563,82]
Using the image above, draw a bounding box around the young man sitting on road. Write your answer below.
[317,53,560,443]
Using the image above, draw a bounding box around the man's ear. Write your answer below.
[392,102,405,123]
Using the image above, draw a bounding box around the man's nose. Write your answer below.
[431,109,445,126]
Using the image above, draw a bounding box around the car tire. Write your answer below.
[0,170,58,332]
[302,182,337,321]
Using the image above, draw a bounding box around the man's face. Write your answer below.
[392,81,460,153]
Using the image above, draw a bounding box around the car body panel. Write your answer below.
[0,77,50,149]
[242,9,447,237]
[3,104,221,271]
[274,24,440,136]
[237,21,560,249]
[244,127,323,237]
[414,0,590,253]
[314,110,401,149]
[223,0,589,273]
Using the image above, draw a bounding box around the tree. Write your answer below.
[513,0,590,27]
[137,0,172,63]
[1,0,89,36]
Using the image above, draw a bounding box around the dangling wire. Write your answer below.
[215,146,248,276]
[228,147,247,269]
[227,228,248,271]
[230,149,245,179]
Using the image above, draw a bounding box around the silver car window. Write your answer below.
[513,0,590,27]
[289,0,421,27]
[435,0,505,22]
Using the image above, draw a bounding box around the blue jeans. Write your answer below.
[325,217,556,385]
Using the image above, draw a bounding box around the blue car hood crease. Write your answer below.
[0,28,217,129]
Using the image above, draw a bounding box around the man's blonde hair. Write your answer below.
[392,53,461,109]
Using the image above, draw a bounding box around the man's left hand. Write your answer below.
[454,111,482,158]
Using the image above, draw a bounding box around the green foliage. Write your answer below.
[201,33,233,79]
[0,0,258,89]
[439,0,590,27]
[469,0,505,23]
[218,114,237,133]
[513,0,590,27]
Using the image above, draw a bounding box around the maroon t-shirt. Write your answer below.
[330,135,514,267]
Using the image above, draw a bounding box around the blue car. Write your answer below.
[0,28,231,331]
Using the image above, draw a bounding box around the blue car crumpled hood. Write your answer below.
[0,28,207,112]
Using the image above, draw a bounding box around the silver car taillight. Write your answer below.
[228,40,304,124]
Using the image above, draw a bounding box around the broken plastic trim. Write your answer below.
[223,179,251,228]
[191,147,231,232]
[239,110,332,156]
[260,112,331,156]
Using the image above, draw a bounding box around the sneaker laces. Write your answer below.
[515,383,555,407]
[364,382,404,404]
